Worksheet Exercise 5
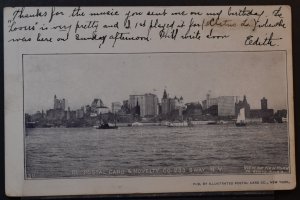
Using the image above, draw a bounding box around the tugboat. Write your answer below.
[236,108,246,126]
[95,113,118,129]
[95,123,118,129]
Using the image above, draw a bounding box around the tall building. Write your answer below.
[206,93,218,109]
[261,97,268,110]
[46,109,65,120]
[235,95,251,118]
[218,96,235,116]
[112,102,122,113]
[185,102,203,118]
[121,100,130,114]
[202,93,236,117]
[46,95,66,120]
[76,106,85,119]
[161,89,185,117]
[129,94,145,115]
[202,100,207,110]
[129,93,158,117]
[161,89,169,115]
[144,93,159,117]
[260,97,274,123]
[54,95,66,110]
[66,106,76,120]
[202,92,218,110]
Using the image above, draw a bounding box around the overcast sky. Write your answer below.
[24,51,287,114]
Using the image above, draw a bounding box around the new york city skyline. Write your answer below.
[24,51,287,114]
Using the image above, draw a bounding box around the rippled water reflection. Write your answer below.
[25,123,289,178]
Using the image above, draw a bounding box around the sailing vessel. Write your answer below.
[236,108,246,126]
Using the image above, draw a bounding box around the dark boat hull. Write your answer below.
[96,126,118,129]
[235,123,246,127]
[207,121,218,125]
[95,123,118,129]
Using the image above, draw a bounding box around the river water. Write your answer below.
[25,123,289,179]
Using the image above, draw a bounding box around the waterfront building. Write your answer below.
[261,97,268,110]
[117,113,134,123]
[249,109,261,118]
[174,96,185,116]
[85,105,92,116]
[235,95,251,118]
[261,109,274,123]
[144,93,159,117]
[218,96,235,116]
[95,107,110,115]
[66,107,76,120]
[202,100,207,110]
[274,109,287,123]
[185,102,203,119]
[129,93,158,117]
[76,107,85,119]
[121,100,130,114]
[158,103,162,115]
[54,95,66,110]
[91,98,105,110]
[169,98,176,113]
[161,89,185,117]
[161,89,169,115]
[112,102,122,113]
[202,93,218,110]
[46,109,65,120]
[248,97,275,122]
[91,98,109,115]
[203,105,218,116]
[202,92,235,117]
[31,111,44,121]
[45,95,67,120]
[275,109,287,118]
[129,94,145,115]
[261,97,274,123]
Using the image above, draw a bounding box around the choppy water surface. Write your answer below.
[25,123,289,178]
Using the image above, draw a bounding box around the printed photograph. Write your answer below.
[23,51,289,179]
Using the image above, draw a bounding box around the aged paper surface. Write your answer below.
[4,6,295,196]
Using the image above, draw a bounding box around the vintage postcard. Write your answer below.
[4,6,295,196]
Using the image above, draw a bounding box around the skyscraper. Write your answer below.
[261,97,274,123]
[161,89,169,115]
[54,95,66,110]
[161,89,185,117]
[261,97,268,110]
[218,96,235,116]
[129,93,158,117]
[112,102,122,113]
[129,94,145,115]
[144,93,159,117]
